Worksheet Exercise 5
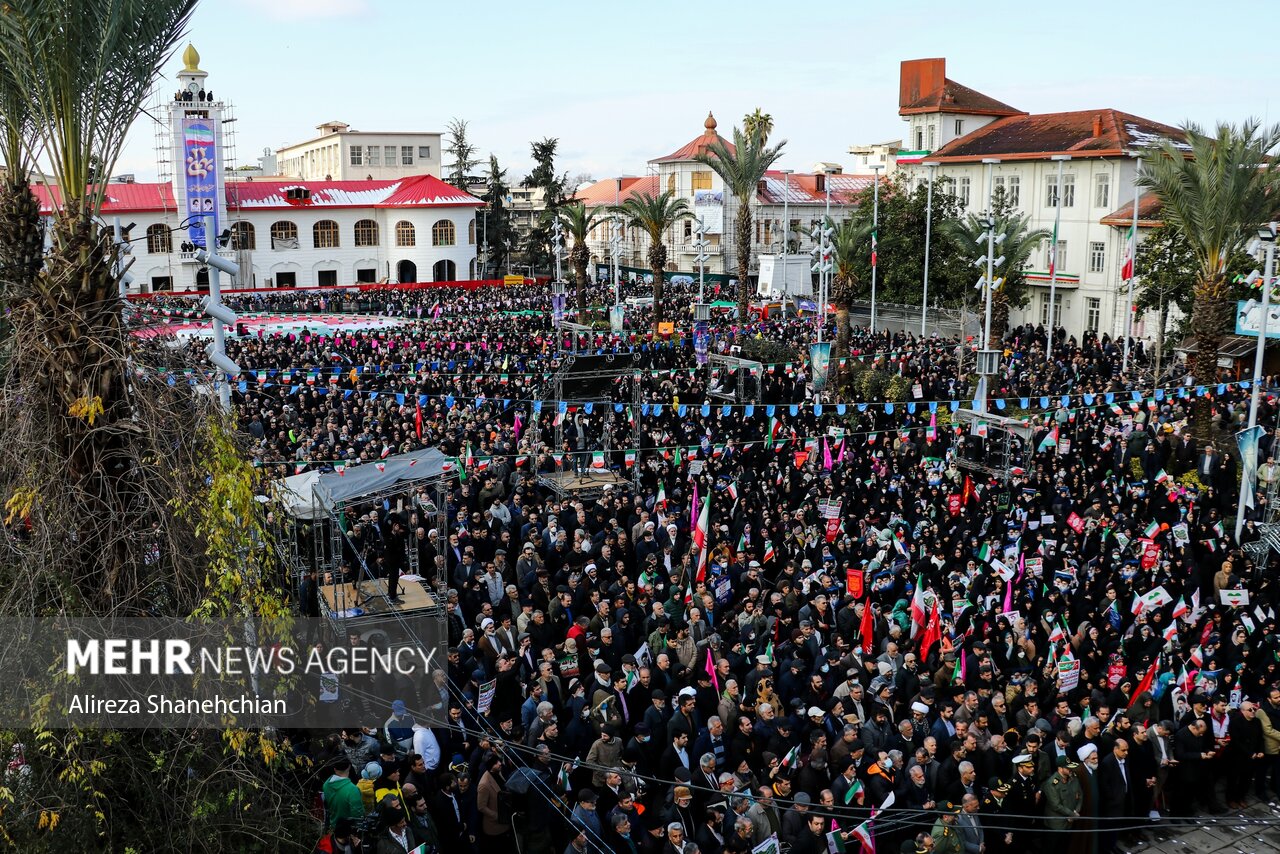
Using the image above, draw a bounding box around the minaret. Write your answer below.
[170,44,226,251]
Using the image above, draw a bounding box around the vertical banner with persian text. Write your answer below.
[182,116,219,248]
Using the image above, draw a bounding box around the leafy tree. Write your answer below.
[443,117,479,190]
[743,108,774,144]
[479,154,514,277]
[841,173,973,313]
[611,190,693,330]
[940,188,1049,346]
[522,137,570,276]
[1140,120,1280,437]
[694,125,786,319]
[558,202,605,311]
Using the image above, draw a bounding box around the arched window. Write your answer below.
[431,219,456,247]
[395,220,415,247]
[230,221,255,251]
[270,221,298,249]
[146,223,171,254]
[354,219,379,247]
[468,219,476,245]
[313,219,340,249]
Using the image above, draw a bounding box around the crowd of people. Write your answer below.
[142,281,1280,854]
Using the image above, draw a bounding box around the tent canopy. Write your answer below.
[275,448,454,521]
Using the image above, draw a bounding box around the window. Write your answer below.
[354,219,379,247]
[1089,241,1106,274]
[317,269,338,287]
[683,219,693,241]
[1040,293,1063,326]
[954,119,964,136]
[667,173,676,193]
[468,219,476,245]
[146,223,171,254]
[384,145,396,164]
[395,220,416,247]
[691,172,713,191]
[957,176,971,207]
[1086,297,1101,332]
[401,146,413,165]
[350,145,363,166]
[150,275,172,291]
[1060,174,1076,208]
[431,219,456,246]
[1006,175,1020,207]
[270,220,299,249]
[368,146,380,166]
[356,267,377,283]
[915,128,924,150]
[275,271,297,287]
[927,125,936,150]
[418,146,431,159]
[1045,239,1067,271]
[1095,173,1110,208]
[230,221,255,250]
[313,219,340,249]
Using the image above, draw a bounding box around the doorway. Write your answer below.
[397,260,417,283]
[432,259,456,282]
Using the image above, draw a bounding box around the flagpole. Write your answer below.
[870,164,883,335]
[1047,155,1070,349]
[921,162,936,337]
[1122,151,1141,373]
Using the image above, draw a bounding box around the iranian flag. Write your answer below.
[334,462,346,476]
[780,744,801,769]
[1120,224,1136,281]
[1038,426,1059,454]
[1171,596,1189,620]
[692,491,711,584]
[870,230,878,268]
[909,576,929,638]
[591,451,606,470]
[624,450,636,468]
[1143,520,1160,538]
[763,540,776,564]
[850,811,876,854]
[656,483,667,510]
[1047,220,1058,277]
[843,778,865,805]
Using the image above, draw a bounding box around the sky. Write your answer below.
[115,0,1275,186]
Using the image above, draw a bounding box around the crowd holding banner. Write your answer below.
[144,281,1280,854]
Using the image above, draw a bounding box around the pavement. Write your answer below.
[1117,797,1280,854]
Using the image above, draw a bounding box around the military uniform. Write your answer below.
[1003,758,1043,852]
[980,784,1015,854]
[1042,765,1083,854]
[930,814,963,854]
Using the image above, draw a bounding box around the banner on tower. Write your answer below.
[182,116,219,249]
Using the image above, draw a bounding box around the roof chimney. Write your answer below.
[1092,114,1102,138]
[899,58,946,108]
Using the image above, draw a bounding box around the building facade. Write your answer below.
[33,46,480,293]
[892,57,1184,341]
[276,121,442,182]
[575,113,869,286]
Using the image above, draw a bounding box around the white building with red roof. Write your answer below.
[44,46,482,294]
[893,57,1186,341]
[574,113,868,287]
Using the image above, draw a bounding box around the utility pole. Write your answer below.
[920,163,936,337]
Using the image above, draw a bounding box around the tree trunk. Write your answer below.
[570,242,590,315]
[735,202,752,321]
[835,308,850,360]
[1155,299,1166,379]
[990,289,1011,348]
[1190,273,1231,441]
[649,241,667,333]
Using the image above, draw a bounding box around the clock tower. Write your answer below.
[169,44,226,251]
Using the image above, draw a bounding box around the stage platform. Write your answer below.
[538,469,631,498]
[321,577,438,618]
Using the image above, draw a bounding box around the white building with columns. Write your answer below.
[892,57,1185,341]
[33,45,481,293]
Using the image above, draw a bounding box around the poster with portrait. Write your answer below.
[182,116,219,248]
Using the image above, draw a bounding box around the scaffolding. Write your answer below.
[952,409,1034,485]
[706,353,763,403]
[539,352,643,497]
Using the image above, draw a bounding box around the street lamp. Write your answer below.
[809,218,833,343]
[693,217,709,305]
[974,158,1004,413]
[870,163,884,334]
[780,169,793,314]
[1047,155,1071,345]
[552,216,565,284]
[1236,222,1279,539]
[609,216,623,310]
[921,162,937,337]
[193,214,240,412]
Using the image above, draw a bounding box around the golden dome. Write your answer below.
[704,112,717,133]
[182,43,201,72]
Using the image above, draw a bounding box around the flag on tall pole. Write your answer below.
[1047,219,1059,278]
[870,230,878,268]
[1121,223,1136,281]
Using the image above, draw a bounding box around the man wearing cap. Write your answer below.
[1042,756,1082,854]
[1004,753,1042,849]
[930,803,963,854]
[980,779,1014,854]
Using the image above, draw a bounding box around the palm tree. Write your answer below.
[0,0,196,596]
[0,53,40,362]
[829,217,872,356]
[557,201,605,313]
[611,190,692,331]
[695,125,786,320]
[1139,120,1280,437]
[941,211,1048,347]
[743,109,774,144]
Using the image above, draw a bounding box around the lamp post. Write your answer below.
[694,217,709,305]
[975,158,1004,413]
[552,216,564,285]
[1047,154,1071,344]
[609,216,622,310]
[194,214,240,412]
[920,162,937,337]
[780,168,793,314]
[1236,223,1278,540]
[870,163,883,334]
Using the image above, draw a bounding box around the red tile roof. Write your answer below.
[1100,191,1164,227]
[33,175,480,215]
[651,113,735,164]
[899,78,1023,118]
[574,176,659,207]
[927,109,1186,163]
[758,171,875,205]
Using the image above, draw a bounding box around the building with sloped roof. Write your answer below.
[892,57,1186,342]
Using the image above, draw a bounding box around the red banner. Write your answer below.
[846,568,864,599]
[948,494,963,517]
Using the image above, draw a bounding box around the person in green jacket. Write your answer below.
[1043,756,1084,853]
[322,758,367,829]
[931,804,963,854]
